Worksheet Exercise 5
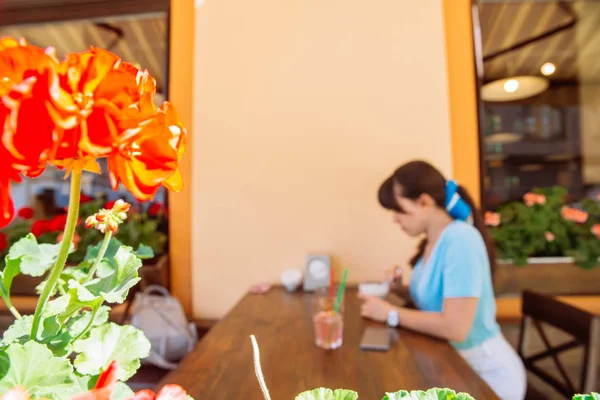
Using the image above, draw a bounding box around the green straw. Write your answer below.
[333,269,348,314]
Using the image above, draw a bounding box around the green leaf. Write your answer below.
[6,234,69,277]
[43,315,62,337]
[96,260,116,279]
[68,306,110,338]
[57,289,100,326]
[84,238,124,264]
[43,329,74,357]
[296,388,358,400]
[82,246,142,304]
[75,373,95,392]
[0,341,77,399]
[1,316,33,345]
[0,258,21,298]
[69,281,99,302]
[135,244,154,259]
[72,322,150,381]
[573,394,600,400]
[0,350,8,381]
[383,388,475,400]
[1,315,73,357]
[112,382,135,400]
[382,391,409,400]
[73,371,133,399]
[44,294,72,318]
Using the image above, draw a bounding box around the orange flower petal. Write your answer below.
[155,385,189,400]
[107,103,186,201]
[0,178,16,228]
[129,390,157,400]
[0,38,57,97]
[60,47,120,95]
[163,170,183,192]
[2,73,56,166]
[0,37,20,50]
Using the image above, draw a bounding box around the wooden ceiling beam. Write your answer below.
[0,0,169,26]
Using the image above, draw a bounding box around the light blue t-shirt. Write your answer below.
[409,220,500,350]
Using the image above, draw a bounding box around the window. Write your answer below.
[0,11,171,265]
[475,0,600,210]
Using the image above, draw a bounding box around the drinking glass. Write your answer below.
[312,286,344,350]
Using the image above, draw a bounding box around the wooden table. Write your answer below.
[159,287,499,399]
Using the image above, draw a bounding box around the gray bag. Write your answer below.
[130,285,198,370]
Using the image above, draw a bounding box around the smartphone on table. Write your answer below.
[359,327,391,351]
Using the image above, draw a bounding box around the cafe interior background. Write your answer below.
[1,0,600,397]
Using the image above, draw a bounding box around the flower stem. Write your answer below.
[250,335,271,400]
[85,231,112,281]
[72,303,100,343]
[0,295,21,320]
[31,169,82,340]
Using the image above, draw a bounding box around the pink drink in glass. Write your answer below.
[313,310,343,350]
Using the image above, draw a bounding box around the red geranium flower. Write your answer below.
[69,361,118,400]
[107,102,186,201]
[0,232,7,252]
[0,38,186,228]
[49,214,68,231]
[17,206,34,220]
[105,200,116,209]
[130,385,189,400]
[80,193,95,203]
[31,219,51,237]
[148,203,163,217]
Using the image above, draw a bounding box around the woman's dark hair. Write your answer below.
[378,160,497,276]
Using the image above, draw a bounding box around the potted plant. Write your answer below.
[1,197,169,296]
[485,186,600,296]
[0,37,185,398]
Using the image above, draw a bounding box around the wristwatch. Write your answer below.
[387,309,399,327]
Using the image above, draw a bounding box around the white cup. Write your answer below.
[358,282,389,298]
[281,268,303,292]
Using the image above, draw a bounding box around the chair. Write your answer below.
[518,290,600,398]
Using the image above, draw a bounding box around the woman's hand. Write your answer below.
[384,265,402,284]
[358,293,397,323]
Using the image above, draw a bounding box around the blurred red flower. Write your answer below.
[148,203,163,217]
[80,193,95,203]
[31,220,51,237]
[0,232,7,252]
[17,207,34,220]
[49,214,68,231]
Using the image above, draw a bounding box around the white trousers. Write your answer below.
[458,334,527,400]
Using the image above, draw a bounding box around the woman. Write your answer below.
[359,160,526,400]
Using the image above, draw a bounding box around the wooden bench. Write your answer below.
[496,296,600,324]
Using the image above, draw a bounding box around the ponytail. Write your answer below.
[456,185,498,277]
[407,185,497,277]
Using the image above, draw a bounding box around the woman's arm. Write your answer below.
[359,294,478,343]
[396,297,478,342]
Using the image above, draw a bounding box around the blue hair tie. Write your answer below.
[445,180,472,222]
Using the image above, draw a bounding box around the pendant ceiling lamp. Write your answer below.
[484,132,523,145]
[479,3,577,103]
[481,76,549,102]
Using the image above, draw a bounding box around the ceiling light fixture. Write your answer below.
[481,76,549,102]
[541,62,556,76]
[503,79,519,93]
[484,132,522,145]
